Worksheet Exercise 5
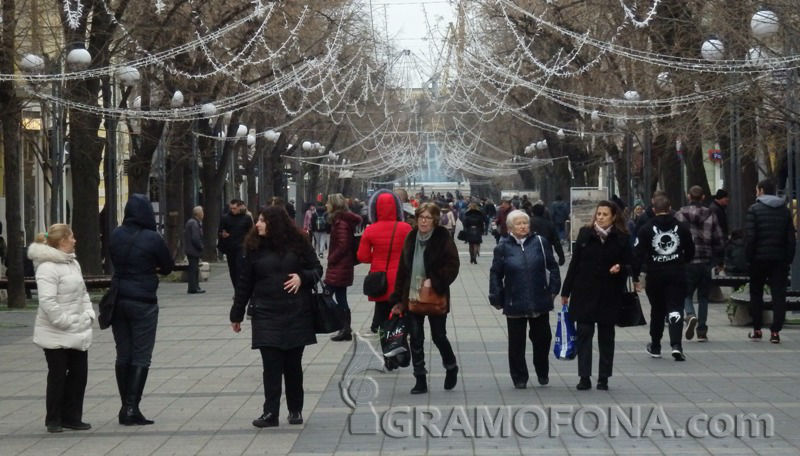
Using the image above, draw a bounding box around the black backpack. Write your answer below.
[314,213,329,231]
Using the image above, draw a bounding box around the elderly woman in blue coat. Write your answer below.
[489,210,561,389]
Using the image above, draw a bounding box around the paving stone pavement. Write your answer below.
[2,237,800,455]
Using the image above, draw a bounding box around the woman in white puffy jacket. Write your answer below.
[28,224,94,433]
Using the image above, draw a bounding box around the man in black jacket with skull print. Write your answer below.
[633,194,695,362]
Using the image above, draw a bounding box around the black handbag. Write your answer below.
[617,277,647,327]
[98,285,118,330]
[363,222,398,298]
[98,229,142,330]
[312,275,343,334]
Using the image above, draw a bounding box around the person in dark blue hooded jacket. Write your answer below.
[489,210,561,389]
[109,194,174,426]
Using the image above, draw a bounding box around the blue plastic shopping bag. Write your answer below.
[554,304,576,360]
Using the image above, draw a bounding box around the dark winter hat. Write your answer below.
[714,189,729,200]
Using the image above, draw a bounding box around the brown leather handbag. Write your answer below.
[409,282,448,316]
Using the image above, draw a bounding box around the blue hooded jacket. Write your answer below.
[489,234,561,315]
[110,194,174,303]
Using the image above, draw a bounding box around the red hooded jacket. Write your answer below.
[356,191,412,302]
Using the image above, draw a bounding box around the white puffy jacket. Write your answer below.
[28,242,95,351]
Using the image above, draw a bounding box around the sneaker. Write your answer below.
[749,329,763,340]
[671,346,686,361]
[513,381,527,389]
[646,343,662,358]
[770,331,780,344]
[685,315,697,340]
[696,328,708,342]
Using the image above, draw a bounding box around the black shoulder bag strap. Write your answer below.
[384,222,399,272]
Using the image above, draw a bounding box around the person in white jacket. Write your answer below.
[28,224,94,433]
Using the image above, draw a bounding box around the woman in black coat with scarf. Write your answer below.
[560,201,631,391]
[230,206,322,428]
[391,203,461,394]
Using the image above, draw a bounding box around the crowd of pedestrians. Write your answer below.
[25,179,797,432]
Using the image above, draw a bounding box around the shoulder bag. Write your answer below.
[617,276,647,327]
[98,229,142,329]
[312,272,343,334]
[363,222,398,298]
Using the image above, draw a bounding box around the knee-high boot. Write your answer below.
[115,364,128,422]
[119,366,154,425]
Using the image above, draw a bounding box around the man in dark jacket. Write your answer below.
[709,189,729,239]
[494,200,512,244]
[110,194,174,426]
[745,179,796,343]
[676,186,724,342]
[634,195,694,361]
[184,206,205,294]
[531,203,566,266]
[549,195,569,241]
[219,199,253,288]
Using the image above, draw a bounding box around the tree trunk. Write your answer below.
[0,0,24,307]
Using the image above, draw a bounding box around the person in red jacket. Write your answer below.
[325,194,363,341]
[357,190,413,333]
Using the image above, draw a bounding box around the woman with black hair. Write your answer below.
[230,206,322,428]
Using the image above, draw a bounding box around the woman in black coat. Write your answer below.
[462,204,485,264]
[391,203,461,394]
[230,206,322,428]
[560,201,631,391]
[110,194,174,426]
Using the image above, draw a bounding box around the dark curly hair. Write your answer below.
[244,205,310,254]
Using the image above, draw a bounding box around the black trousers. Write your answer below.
[750,261,789,332]
[187,255,200,292]
[645,270,685,349]
[576,322,614,379]
[259,346,304,415]
[408,312,457,376]
[226,251,243,288]
[112,299,159,367]
[43,348,88,426]
[372,301,392,330]
[507,314,551,383]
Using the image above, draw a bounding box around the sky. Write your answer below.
[364,0,456,87]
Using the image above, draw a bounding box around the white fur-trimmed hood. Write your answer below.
[27,242,75,269]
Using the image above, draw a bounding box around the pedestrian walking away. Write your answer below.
[390,203,461,394]
[561,201,631,391]
[357,190,412,334]
[462,203,485,264]
[675,186,724,342]
[633,194,694,361]
[530,203,566,266]
[110,194,175,425]
[489,210,561,389]
[184,206,206,294]
[311,202,331,258]
[219,199,253,289]
[324,193,363,342]
[745,179,796,343]
[28,224,94,433]
[230,206,322,428]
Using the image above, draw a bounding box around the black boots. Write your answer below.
[288,411,303,425]
[576,377,591,390]
[410,374,428,394]
[330,308,353,342]
[253,412,279,428]
[119,365,154,425]
[444,366,459,390]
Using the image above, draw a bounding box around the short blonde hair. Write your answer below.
[35,224,72,249]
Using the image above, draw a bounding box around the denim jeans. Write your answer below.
[684,263,712,330]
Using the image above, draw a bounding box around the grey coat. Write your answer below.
[184,217,204,258]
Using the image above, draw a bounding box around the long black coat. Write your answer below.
[560,226,631,325]
[230,242,322,350]
[462,209,485,244]
[110,194,174,304]
[391,226,460,313]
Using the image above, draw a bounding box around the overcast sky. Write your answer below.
[364,0,455,87]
